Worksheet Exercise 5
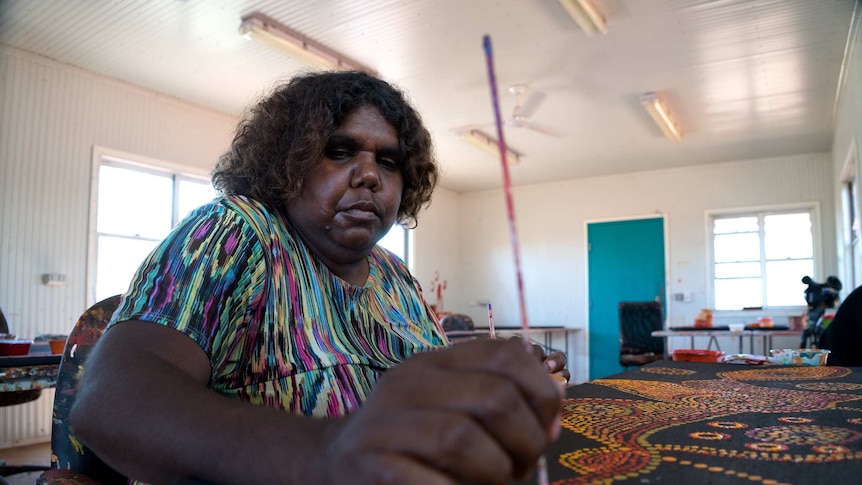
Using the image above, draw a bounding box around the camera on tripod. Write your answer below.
[800,275,842,348]
[802,276,842,312]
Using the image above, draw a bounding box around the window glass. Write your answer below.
[712,209,815,310]
[95,236,159,302]
[715,278,762,310]
[97,165,173,238]
[714,233,760,262]
[377,224,407,261]
[715,262,761,279]
[765,260,814,306]
[177,178,217,221]
[764,213,812,259]
[93,159,213,301]
[714,217,758,234]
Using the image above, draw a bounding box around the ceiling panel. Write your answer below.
[0,0,856,192]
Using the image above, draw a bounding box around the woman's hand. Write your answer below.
[318,338,563,485]
[518,336,571,384]
[542,350,571,384]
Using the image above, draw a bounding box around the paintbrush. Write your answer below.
[482,33,551,485]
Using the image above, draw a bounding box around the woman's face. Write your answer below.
[286,104,404,266]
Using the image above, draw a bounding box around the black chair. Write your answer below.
[819,285,862,366]
[619,301,665,367]
[441,313,481,343]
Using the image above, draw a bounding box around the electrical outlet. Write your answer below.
[41,273,66,286]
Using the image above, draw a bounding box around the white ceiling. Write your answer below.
[0,0,857,192]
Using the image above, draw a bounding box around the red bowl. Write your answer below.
[0,339,33,356]
[672,349,724,363]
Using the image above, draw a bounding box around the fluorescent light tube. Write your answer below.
[456,129,523,164]
[239,13,376,75]
[558,0,608,36]
[641,92,683,141]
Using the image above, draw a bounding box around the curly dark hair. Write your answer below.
[212,71,438,227]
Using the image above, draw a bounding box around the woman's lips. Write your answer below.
[339,200,379,221]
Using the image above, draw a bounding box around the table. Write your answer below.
[445,326,580,360]
[0,346,62,406]
[524,360,862,484]
[652,328,803,355]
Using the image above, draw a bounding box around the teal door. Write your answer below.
[587,218,665,380]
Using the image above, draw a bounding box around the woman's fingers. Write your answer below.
[344,408,516,484]
[431,339,562,431]
[506,337,569,382]
[345,338,561,483]
[543,351,569,377]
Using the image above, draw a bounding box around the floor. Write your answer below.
[0,442,51,485]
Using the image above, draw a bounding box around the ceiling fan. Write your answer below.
[499,83,563,138]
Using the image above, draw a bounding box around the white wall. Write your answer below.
[832,11,862,289]
[411,186,463,314]
[0,47,237,447]
[454,154,836,383]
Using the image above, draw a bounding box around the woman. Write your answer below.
[71,71,565,484]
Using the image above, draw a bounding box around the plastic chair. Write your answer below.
[619,301,665,367]
[35,295,127,485]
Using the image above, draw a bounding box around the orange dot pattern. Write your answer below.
[797,382,862,391]
[778,417,813,423]
[640,367,697,375]
[708,421,748,429]
[551,365,862,485]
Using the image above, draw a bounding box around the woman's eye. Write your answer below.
[379,158,399,170]
[327,148,353,160]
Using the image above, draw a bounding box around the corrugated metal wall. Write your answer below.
[0,46,236,447]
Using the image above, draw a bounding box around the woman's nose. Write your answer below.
[351,151,381,190]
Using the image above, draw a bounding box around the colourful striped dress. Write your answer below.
[109,195,447,417]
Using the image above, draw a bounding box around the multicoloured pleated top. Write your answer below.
[108,195,447,418]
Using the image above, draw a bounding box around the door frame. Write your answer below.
[584,213,671,378]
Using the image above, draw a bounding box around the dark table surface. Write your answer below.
[0,347,62,393]
[0,353,62,367]
[524,360,862,484]
[163,360,862,485]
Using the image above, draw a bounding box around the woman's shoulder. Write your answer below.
[369,246,416,288]
[371,245,407,270]
[216,195,291,235]
[218,194,275,218]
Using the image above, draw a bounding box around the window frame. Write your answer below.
[705,202,822,313]
[87,146,214,305]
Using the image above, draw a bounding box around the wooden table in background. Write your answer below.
[445,326,581,361]
[652,328,803,355]
[0,345,62,406]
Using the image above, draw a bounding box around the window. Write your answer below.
[843,178,859,287]
[91,153,216,302]
[377,224,411,265]
[711,208,816,310]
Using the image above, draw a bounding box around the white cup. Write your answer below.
[729,323,745,333]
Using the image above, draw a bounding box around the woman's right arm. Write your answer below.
[71,324,562,485]
[70,320,341,484]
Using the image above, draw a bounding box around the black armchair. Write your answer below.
[619,301,665,367]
